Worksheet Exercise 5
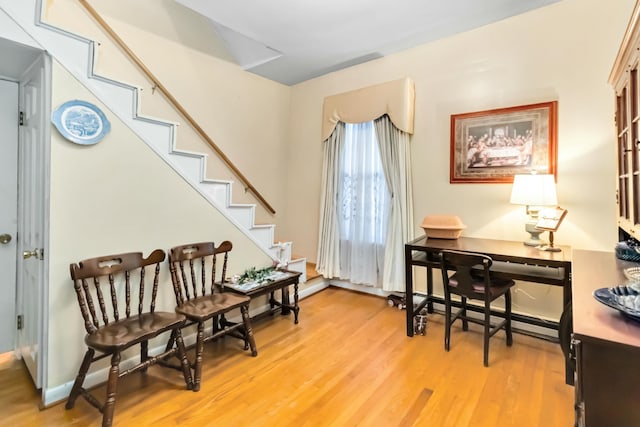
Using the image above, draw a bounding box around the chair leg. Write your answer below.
[444,293,452,352]
[293,282,300,324]
[214,314,222,335]
[140,340,149,373]
[102,352,121,427]
[505,290,513,346]
[461,296,469,331]
[164,329,177,354]
[193,321,205,392]
[174,328,194,390]
[483,301,491,367]
[65,348,95,409]
[240,305,258,357]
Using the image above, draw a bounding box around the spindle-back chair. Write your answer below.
[168,241,257,391]
[66,249,193,427]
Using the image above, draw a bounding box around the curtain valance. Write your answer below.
[321,77,415,141]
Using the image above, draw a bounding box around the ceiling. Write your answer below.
[175,0,562,86]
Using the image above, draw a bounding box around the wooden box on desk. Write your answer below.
[421,215,466,239]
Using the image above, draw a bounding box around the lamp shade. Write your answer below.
[510,174,557,206]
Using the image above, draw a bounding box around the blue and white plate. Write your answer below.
[593,286,640,322]
[51,100,110,145]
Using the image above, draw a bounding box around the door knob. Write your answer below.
[23,249,42,260]
[0,234,11,244]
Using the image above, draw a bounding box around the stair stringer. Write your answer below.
[0,0,306,280]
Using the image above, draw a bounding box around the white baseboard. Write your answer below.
[328,279,393,298]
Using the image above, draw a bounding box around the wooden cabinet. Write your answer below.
[572,250,640,427]
[611,1,640,239]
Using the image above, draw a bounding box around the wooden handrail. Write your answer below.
[78,0,276,215]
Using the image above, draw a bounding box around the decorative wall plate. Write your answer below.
[51,100,110,145]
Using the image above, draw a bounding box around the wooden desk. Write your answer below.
[404,236,572,337]
[572,250,640,426]
[224,270,302,323]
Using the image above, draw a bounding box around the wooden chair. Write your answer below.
[439,250,515,367]
[66,250,193,427]
[168,241,257,391]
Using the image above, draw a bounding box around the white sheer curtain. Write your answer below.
[338,121,390,286]
[374,115,414,292]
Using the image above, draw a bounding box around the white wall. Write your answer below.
[287,0,633,262]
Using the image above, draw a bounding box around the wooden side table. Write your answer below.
[224,270,302,323]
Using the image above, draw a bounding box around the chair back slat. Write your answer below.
[440,250,492,296]
[191,259,199,298]
[211,254,217,294]
[180,262,191,301]
[125,271,132,318]
[168,241,233,304]
[216,241,232,290]
[73,277,98,334]
[94,277,109,325]
[70,250,166,333]
[200,258,207,296]
[149,262,158,313]
[109,274,119,321]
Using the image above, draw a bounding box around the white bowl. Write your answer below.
[623,266,640,283]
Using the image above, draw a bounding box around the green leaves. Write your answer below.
[239,266,275,284]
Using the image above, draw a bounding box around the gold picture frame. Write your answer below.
[450,101,557,183]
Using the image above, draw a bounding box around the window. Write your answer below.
[337,121,390,286]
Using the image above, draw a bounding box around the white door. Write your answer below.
[0,79,19,354]
[16,53,50,389]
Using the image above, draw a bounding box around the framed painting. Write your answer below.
[450,101,557,183]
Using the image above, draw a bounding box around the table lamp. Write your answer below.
[510,173,558,246]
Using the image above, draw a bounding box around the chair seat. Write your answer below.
[85,312,187,352]
[175,292,250,322]
[449,275,515,297]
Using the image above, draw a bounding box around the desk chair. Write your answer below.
[168,241,257,391]
[439,250,515,367]
[66,250,193,427]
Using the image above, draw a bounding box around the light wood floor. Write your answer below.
[0,287,574,426]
